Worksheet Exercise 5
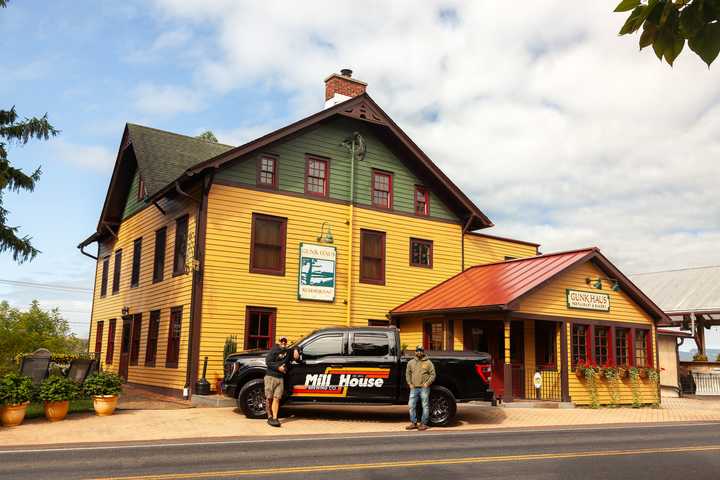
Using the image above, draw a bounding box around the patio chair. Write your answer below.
[19,348,51,385]
[66,358,96,383]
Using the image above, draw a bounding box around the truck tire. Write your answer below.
[427,386,457,427]
[237,378,267,419]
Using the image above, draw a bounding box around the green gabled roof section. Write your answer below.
[126,124,233,197]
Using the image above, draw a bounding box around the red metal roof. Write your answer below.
[391,248,598,315]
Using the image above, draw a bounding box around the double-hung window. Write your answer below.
[615,328,630,366]
[100,256,109,297]
[165,307,182,368]
[410,238,433,268]
[94,321,104,356]
[414,186,429,216]
[257,156,277,189]
[173,215,189,276]
[145,310,160,367]
[250,213,287,275]
[634,330,651,367]
[245,307,276,350]
[129,314,142,366]
[571,324,589,367]
[360,229,385,285]
[305,156,328,197]
[371,170,392,209]
[130,238,142,288]
[153,227,166,283]
[112,250,122,294]
[594,326,610,365]
[106,319,116,365]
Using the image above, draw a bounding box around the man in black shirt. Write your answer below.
[264,337,289,427]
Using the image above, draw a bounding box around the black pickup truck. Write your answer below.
[223,326,494,426]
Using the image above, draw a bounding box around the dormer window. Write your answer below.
[414,186,429,216]
[137,176,147,201]
[257,155,278,189]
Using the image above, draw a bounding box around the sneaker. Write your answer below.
[270,418,281,427]
[267,418,274,426]
[405,423,418,430]
[417,424,429,431]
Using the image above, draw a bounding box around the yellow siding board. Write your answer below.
[463,234,537,267]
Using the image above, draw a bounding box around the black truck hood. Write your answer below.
[226,350,269,361]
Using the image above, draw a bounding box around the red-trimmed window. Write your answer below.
[371,170,392,209]
[257,156,277,189]
[594,326,610,366]
[165,307,183,368]
[360,229,385,285]
[424,320,445,351]
[615,328,630,366]
[94,321,104,356]
[100,256,109,297]
[414,186,429,216]
[634,329,652,367]
[305,156,329,197]
[245,307,276,350]
[571,324,590,367]
[106,319,116,365]
[410,238,433,268]
[250,213,287,275]
[112,249,122,294]
[145,310,160,367]
[129,314,142,366]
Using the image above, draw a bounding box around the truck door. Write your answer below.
[343,331,396,402]
[287,332,348,403]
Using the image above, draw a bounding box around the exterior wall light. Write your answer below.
[317,222,334,243]
[585,277,621,292]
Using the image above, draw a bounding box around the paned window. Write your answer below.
[245,307,275,350]
[371,170,392,209]
[634,329,651,367]
[410,238,433,268]
[106,319,116,365]
[94,321,104,356]
[257,156,277,189]
[129,314,142,366]
[173,215,189,276]
[250,213,287,275]
[130,237,142,288]
[145,310,160,367]
[571,324,589,367]
[594,326,610,365]
[153,227,166,283]
[305,156,328,197]
[424,320,445,351]
[360,229,385,284]
[112,250,122,294]
[100,256,109,297]
[414,187,429,216]
[165,307,183,368]
[615,328,630,366]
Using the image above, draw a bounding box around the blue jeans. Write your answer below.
[408,387,430,425]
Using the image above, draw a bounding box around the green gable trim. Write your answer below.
[215,117,458,221]
[123,169,146,219]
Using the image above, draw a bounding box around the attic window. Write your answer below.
[257,156,277,189]
[414,186,429,216]
[137,177,147,201]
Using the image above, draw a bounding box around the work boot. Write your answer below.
[405,423,418,430]
[270,418,281,427]
[417,424,429,431]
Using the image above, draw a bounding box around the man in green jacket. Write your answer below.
[405,345,436,431]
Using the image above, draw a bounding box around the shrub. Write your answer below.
[38,375,80,402]
[693,353,708,362]
[83,372,123,397]
[0,373,34,405]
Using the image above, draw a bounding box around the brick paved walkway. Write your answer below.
[3,396,719,447]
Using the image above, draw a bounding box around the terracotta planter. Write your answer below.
[1,402,29,427]
[44,400,70,422]
[92,395,119,416]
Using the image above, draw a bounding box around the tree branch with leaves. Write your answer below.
[616,0,720,66]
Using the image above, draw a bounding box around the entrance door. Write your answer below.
[118,318,132,381]
[464,321,503,395]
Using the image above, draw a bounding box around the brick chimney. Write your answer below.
[324,69,367,108]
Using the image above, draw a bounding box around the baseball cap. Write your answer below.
[415,345,424,352]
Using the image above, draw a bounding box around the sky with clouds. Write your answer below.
[1,1,718,348]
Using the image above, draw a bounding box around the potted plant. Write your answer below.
[575,360,586,379]
[0,373,34,427]
[38,375,80,422]
[83,372,123,416]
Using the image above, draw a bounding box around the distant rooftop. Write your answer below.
[631,265,720,314]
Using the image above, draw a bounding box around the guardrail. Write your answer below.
[691,372,720,395]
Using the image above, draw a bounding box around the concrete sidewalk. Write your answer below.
[3,397,720,447]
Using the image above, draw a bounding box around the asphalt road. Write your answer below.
[1,422,719,480]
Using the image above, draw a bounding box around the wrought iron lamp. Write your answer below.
[585,277,621,291]
[317,222,334,243]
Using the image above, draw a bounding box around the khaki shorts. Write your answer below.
[264,375,284,399]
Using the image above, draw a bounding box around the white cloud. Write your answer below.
[132,83,205,116]
[53,139,115,172]
[146,0,720,276]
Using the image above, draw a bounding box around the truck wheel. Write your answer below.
[428,386,457,427]
[237,379,267,419]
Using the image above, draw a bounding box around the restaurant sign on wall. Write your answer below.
[298,243,336,302]
[566,289,610,312]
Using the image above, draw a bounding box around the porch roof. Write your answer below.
[390,247,668,322]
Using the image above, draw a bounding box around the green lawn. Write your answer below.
[25,399,94,419]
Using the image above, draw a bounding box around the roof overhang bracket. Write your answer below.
[103,223,118,240]
[175,181,200,204]
[153,200,166,216]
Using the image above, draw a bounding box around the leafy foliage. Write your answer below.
[38,375,80,402]
[693,352,709,361]
[223,335,238,361]
[0,301,85,375]
[196,130,218,143]
[628,367,643,407]
[0,372,34,405]
[83,372,123,397]
[615,0,720,66]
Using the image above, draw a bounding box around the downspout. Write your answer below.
[346,139,356,327]
[461,215,474,271]
[80,244,98,261]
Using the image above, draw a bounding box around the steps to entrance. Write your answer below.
[191,394,236,408]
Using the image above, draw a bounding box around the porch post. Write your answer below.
[503,317,513,402]
[560,320,570,403]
